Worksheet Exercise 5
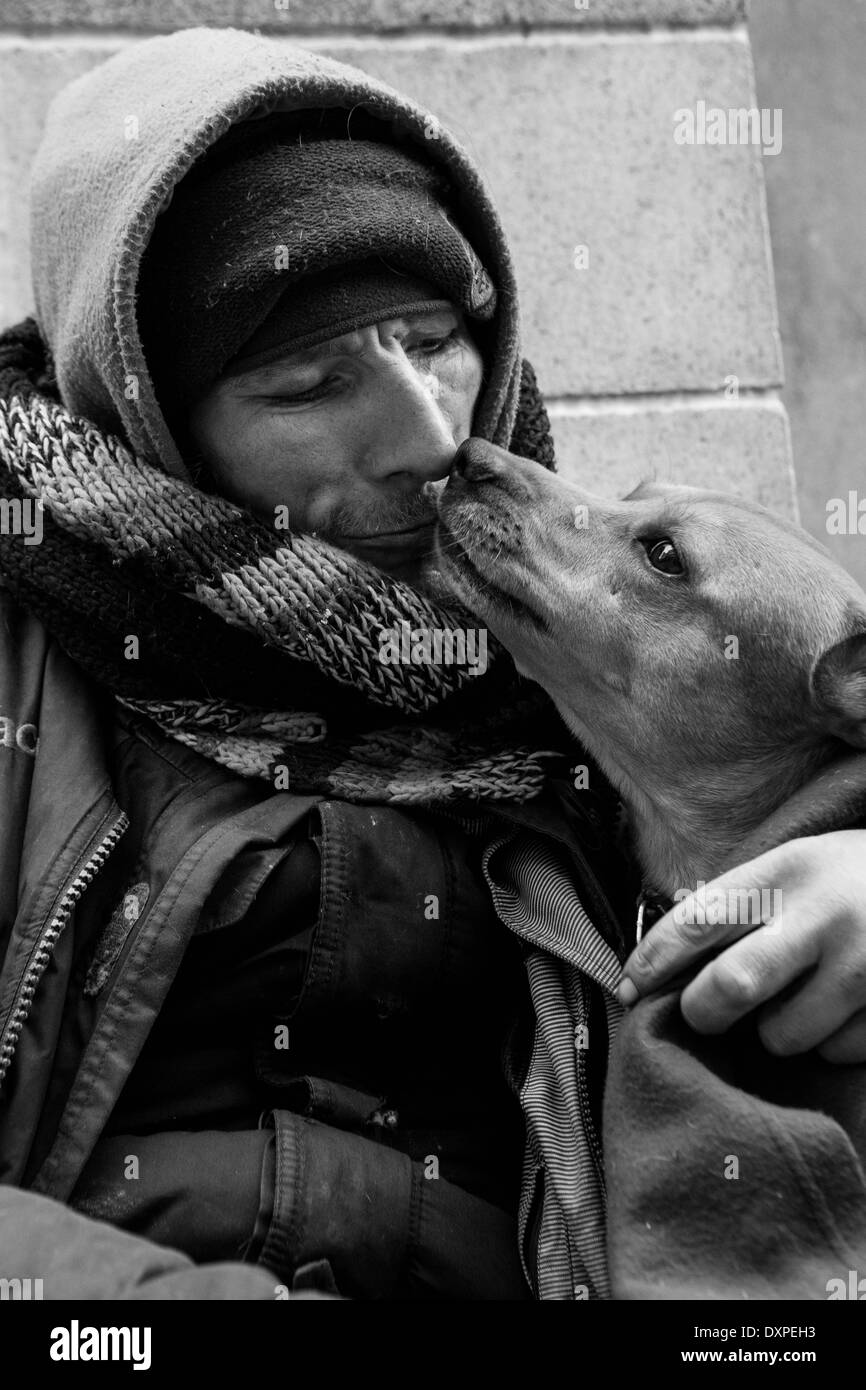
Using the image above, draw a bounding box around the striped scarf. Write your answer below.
[0,318,574,806]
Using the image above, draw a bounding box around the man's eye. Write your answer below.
[266,331,460,403]
[411,330,460,356]
[270,378,335,405]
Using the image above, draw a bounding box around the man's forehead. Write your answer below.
[237,305,461,380]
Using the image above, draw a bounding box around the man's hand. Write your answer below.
[616,831,866,1064]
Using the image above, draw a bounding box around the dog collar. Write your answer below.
[635,889,672,944]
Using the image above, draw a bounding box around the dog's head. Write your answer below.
[434,439,866,786]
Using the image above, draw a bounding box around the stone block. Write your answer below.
[0,1,747,35]
[548,397,796,516]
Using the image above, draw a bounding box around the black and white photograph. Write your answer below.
[0,0,863,1359]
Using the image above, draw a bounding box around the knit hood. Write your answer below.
[28,27,524,482]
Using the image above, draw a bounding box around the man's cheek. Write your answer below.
[438,379,480,440]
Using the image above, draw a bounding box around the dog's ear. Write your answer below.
[811,627,866,748]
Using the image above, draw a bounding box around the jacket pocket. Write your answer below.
[256,1108,414,1300]
[257,1109,528,1300]
[254,1072,387,1131]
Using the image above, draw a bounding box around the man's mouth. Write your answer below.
[341,518,437,547]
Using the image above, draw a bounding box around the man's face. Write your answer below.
[188,304,484,588]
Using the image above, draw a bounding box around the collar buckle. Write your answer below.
[635,890,672,944]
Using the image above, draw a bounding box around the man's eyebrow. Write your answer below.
[239,308,460,381]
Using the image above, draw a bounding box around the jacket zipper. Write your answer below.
[0,811,130,1094]
[576,1035,605,1196]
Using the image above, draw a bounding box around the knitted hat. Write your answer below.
[223,259,457,374]
[137,114,498,433]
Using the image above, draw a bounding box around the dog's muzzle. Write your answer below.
[434,439,551,634]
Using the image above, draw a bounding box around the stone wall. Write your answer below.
[0,0,794,513]
[750,0,866,585]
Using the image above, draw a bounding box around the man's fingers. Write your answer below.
[755,963,866,1058]
[678,924,819,1036]
[618,862,788,1002]
[817,1007,866,1065]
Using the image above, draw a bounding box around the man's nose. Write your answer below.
[360,357,461,483]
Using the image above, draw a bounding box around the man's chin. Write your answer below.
[338,540,438,593]
[376,553,439,594]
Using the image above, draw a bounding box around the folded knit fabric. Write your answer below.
[0,318,574,807]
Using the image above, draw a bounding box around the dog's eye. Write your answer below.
[643,537,684,576]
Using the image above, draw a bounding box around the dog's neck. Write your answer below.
[563,713,837,898]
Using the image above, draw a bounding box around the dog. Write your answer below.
[432,438,866,904]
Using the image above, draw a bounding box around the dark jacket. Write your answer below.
[0,587,627,1299]
[605,759,866,1301]
[0,26,632,1302]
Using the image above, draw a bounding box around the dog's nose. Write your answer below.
[451,438,509,486]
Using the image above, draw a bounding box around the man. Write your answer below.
[1,27,866,1302]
